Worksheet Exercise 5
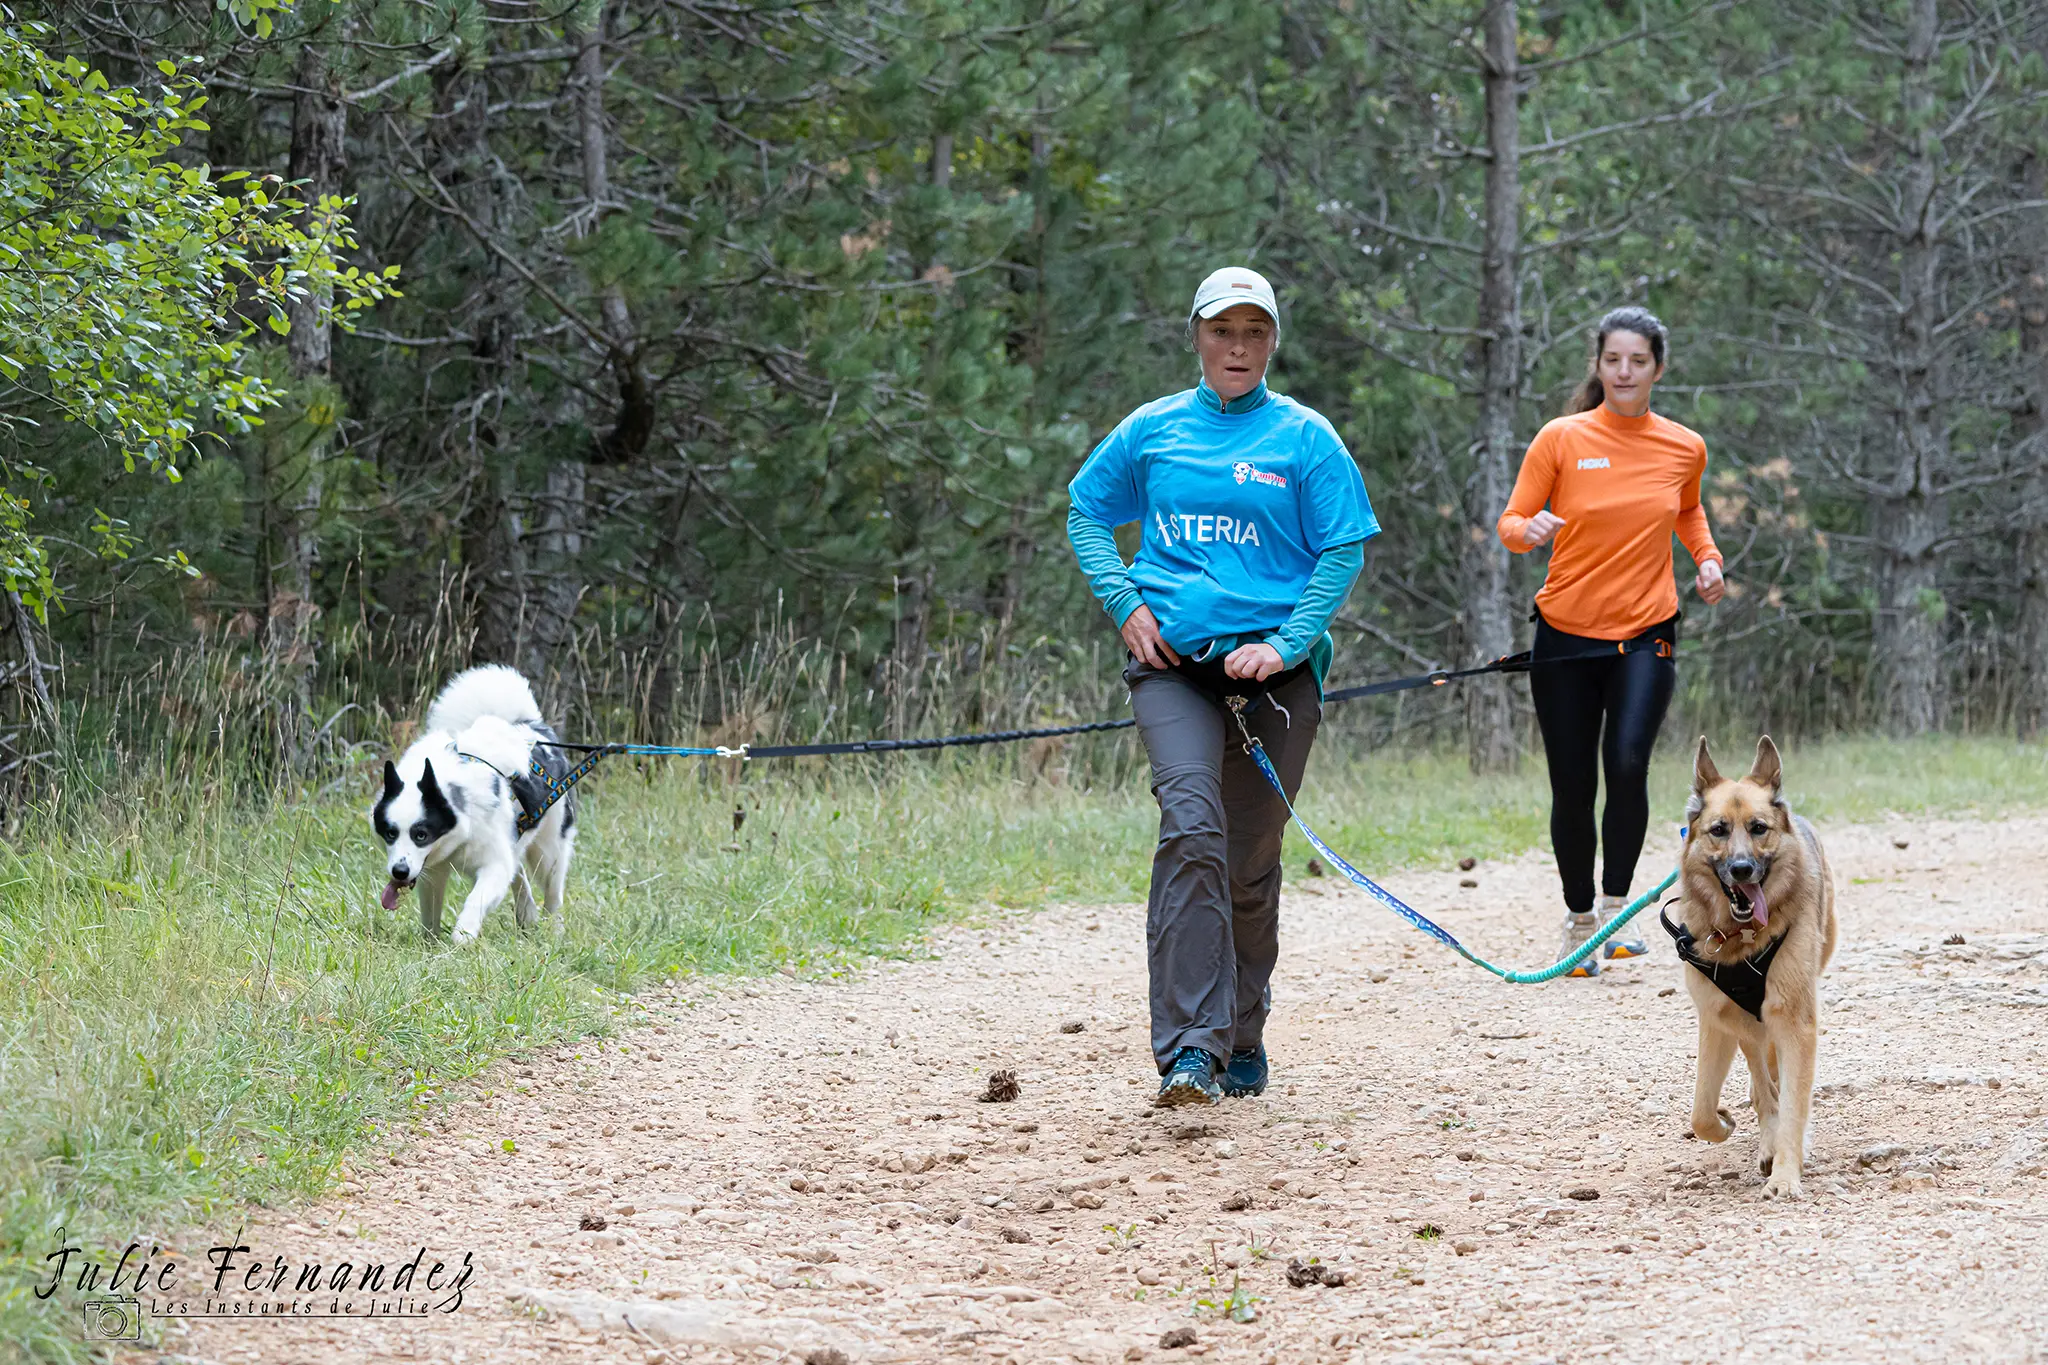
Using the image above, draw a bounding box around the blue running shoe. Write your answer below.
[1222,1045,1268,1098]
[1155,1046,1222,1108]
[1596,894,1651,960]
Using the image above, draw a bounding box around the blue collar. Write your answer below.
[1196,380,1272,416]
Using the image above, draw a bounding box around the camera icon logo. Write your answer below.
[81,1297,140,1341]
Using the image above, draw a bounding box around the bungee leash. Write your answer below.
[503,637,1680,888]
[516,691,1678,982]
[1225,698,1678,984]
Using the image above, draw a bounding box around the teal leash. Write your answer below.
[1228,701,1678,984]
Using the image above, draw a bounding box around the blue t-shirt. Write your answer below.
[1067,386,1378,655]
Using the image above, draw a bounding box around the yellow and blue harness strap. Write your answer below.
[512,741,743,833]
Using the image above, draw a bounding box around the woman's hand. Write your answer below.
[1120,604,1181,669]
[1521,510,1567,548]
[1224,642,1284,681]
[1695,558,1726,605]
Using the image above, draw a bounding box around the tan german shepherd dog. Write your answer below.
[1672,736,1837,1198]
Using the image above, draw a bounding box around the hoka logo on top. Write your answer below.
[1577,457,1611,470]
[1231,461,1287,489]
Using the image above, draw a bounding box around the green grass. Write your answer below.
[5,731,2048,1360]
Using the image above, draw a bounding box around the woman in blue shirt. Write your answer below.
[1067,266,1378,1106]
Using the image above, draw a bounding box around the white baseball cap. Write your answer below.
[1189,266,1279,325]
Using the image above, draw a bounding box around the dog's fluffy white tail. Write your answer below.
[424,665,544,736]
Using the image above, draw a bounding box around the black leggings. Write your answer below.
[1528,615,1677,915]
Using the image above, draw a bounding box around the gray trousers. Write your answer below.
[1124,658,1321,1073]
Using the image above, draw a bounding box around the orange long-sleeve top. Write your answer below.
[1495,404,1721,640]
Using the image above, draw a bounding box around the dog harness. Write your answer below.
[457,743,621,834]
[1659,902,1784,1020]
[512,746,614,832]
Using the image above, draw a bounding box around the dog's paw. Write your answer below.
[451,921,481,947]
[1758,1152,1773,1177]
[1762,1167,1803,1199]
[1692,1107,1736,1143]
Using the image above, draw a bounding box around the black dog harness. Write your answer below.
[1659,902,1784,1020]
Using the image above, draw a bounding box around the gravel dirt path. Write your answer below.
[154,814,2048,1364]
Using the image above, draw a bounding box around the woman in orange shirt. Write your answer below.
[1496,307,1727,976]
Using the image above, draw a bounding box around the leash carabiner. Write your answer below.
[1226,694,1256,752]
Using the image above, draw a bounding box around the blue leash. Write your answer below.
[1227,701,1676,984]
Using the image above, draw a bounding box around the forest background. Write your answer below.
[12,5,2048,1360]
[8,0,2048,786]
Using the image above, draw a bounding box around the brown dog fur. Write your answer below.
[1677,736,1838,1198]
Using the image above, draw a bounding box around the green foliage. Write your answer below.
[8,0,2041,744]
[0,19,395,612]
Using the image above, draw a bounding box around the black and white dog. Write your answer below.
[371,665,578,944]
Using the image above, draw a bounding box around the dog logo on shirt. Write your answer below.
[1230,461,1288,489]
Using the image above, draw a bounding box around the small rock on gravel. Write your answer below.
[577,1213,607,1231]
[1458,856,1477,870]
[1059,1019,1087,1034]
[1220,1191,1252,1211]
[1136,1266,1163,1285]
[1160,1326,1198,1349]
[804,1350,851,1365]
[1459,877,1479,887]
[1072,1190,1106,1209]
[1454,1240,1478,1256]
[981,1069,1021,1103]
[1859,1143,1912,1167]
[1567,1186,1600,1201]
[1000,1226,1032,1243]
[1286,1258,1347,1287]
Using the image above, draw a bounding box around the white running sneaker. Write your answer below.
[1599,893,1651,961]
[1559,909,1601,977]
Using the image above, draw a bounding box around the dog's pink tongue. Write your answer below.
[380,880,402,911]
[1739,881,1769,928]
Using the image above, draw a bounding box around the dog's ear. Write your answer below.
[1748,735,1784,803]
[418,758,445,806]
[1692,736,1721,791]
[383,760,403,801]
[1686,737,1718,828]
